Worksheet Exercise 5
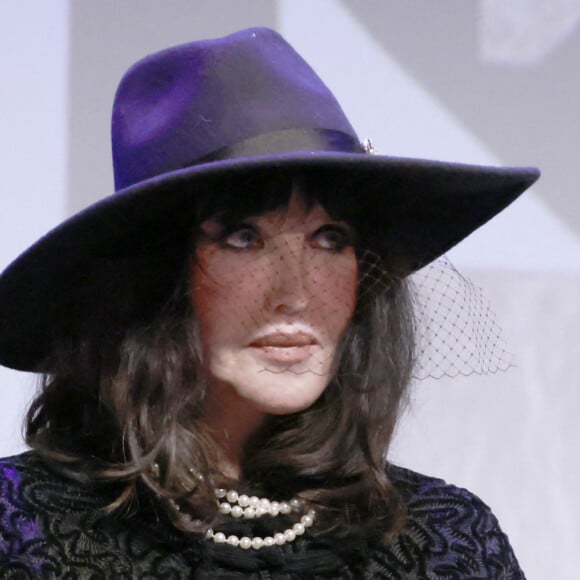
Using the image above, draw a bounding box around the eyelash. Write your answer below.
[218,223,354,252]
[313,225,353,252]
[219,224,262,250]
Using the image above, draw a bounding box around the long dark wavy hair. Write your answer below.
[25,171,416,544]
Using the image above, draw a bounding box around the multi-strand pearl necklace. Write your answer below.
[207,487,316,550]
[150,463,315,550]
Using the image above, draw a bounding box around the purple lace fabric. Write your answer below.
[0,453,524,579]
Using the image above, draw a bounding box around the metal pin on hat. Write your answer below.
[362,138,376,154]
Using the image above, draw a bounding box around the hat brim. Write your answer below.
[0,152,539,371]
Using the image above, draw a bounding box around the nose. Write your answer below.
[265,236,311,314]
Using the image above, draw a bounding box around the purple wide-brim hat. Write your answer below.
[0,27,539,371]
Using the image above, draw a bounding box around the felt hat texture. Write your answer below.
[0,27,539,371]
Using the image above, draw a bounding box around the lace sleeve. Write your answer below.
[370,465,526,579]
[461,489,525,579]
[0,459,53,576]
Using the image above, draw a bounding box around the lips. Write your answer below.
[250,332,317,348]
[249,331,319,363]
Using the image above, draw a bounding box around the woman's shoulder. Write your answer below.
[1,449,53,478]
[373,463,525,579]
[0,450,76,502]
[0,451,54,515]
[0,452,123,576]
[0,452,201,578]
[0,452,58,574]
[388,462,498,509]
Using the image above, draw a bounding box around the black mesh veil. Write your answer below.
[410,256,512,379]
[356,249,512,380]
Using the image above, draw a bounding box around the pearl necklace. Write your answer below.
[208,487,316,550]
[215,488,300,518]
[150,464,315,550]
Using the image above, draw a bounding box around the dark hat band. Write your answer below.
[199,128,364,164]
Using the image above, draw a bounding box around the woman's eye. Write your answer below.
[221,225,262,250]
[313,225,353,252]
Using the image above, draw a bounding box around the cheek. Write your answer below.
[191,260,265,345]
[307,255,358,336]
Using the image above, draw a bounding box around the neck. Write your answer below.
[202,382,265,479]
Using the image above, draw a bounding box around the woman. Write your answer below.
[0,28,538,578]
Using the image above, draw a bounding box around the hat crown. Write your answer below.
[112,28,358,191]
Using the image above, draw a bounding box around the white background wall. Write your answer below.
[1,2,578,578]
[0,2,69,455]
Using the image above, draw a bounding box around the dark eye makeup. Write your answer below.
[311,224,354,252]
[202,220,355,253]
[218,223,262,250]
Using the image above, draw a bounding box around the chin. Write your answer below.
[257,398,320,416]
[238,371,330,416]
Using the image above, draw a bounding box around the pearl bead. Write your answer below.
[279,502,291,514]
[284,529,296,542]
[274,532,286,545]
[238,494,250,507]
[248,496,260,508]
[215,488,227,499]
[301,514,314,527]
[251,537,264,550]
[231,505,244,518]
[264,536,275,547]
[289,498,301,510]
[243,507,256,519]
[269,501,280,516]
[239,537,252,550]
[293,522,305,535]
[226,490,238,503]
[255,506,267,517]
[219,502,231,514]
[227,535,240,547]
[259,498,270,509]
[213,532,226,543]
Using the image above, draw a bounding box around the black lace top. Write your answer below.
[0,453,524,579]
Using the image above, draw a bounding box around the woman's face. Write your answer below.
[192,190,358,419]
